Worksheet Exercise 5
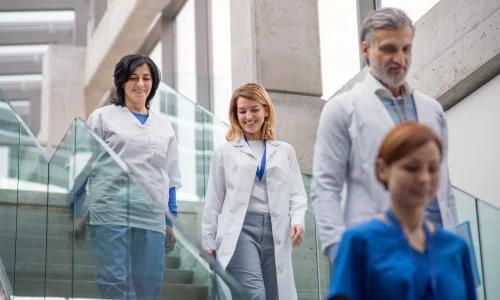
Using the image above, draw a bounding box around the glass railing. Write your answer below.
[0,91,21,300]
[454,186,500,300]
[0,91,248,299]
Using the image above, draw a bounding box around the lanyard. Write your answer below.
[385,209,436,299]
[244,136,266,181]
[392,86,409,122]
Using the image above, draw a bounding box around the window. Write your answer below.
[318,0,361,100]
[195,128,204,150]
[195,154,207,198]
[166,93,178,116]
[149,41,163,74]
[210,0,232,123]
[175,0,197,102]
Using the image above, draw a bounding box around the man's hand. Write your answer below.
[291,224,305,247]
[166,225,176,252]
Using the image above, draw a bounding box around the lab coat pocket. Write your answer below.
[150,152,168,168]
[150,134,168,168]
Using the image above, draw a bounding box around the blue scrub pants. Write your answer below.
[90,225,166,300]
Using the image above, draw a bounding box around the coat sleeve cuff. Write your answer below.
[291,215,305,229]
[202,240,216,251]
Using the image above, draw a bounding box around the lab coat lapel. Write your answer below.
[358,74,394,130]
[233,138,254,156]
[414,91,441,134]
[266,140,279,162]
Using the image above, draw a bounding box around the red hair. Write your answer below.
[376,122,442,188]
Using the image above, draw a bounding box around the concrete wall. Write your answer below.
[230,0,325,175]
[446,74,500,209]
[270,92,325,174]
[230,0,323,96]
[38,45,86,156]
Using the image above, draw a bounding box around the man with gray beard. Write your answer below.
[311,7,458,264]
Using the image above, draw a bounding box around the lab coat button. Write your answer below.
[272,213,278,218]
[276,239,281,245]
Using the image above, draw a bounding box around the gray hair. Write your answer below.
[360,7,415,44]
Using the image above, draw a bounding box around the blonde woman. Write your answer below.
[202,83,307,300]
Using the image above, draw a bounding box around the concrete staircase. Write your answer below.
[0,206,211,299]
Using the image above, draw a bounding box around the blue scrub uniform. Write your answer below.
[328,219,477,300]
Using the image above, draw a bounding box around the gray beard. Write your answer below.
[371,65,407,87]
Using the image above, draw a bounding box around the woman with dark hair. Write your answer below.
[72,54,181,299]
[328,122,477,300]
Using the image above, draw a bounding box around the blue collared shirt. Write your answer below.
[378,90,442,227]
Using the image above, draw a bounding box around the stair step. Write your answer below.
[5,262,193,284]
[0,220,70,237]
[0,247,180,269]
[13,279,210,300]
[0,207,69,224]
[0,234,89,251]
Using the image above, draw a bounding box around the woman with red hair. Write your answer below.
[328,122,476,300]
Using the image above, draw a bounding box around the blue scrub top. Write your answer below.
[328,219,477,300]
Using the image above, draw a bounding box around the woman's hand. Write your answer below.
[291,224,305,247]
[165,225,176,252]
[68,217,86,247]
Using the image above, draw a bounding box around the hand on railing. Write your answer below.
[165,225,176,252]
[68,216,86,246]
[197,250,217,269]
[206,250,216,258]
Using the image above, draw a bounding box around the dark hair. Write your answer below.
[112,54,161,109]
[376,122,443,189]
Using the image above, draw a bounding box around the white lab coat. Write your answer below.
[311,73,458,255]
[85,104,181,233]
[202,139,307,300]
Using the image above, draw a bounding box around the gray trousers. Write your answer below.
[226,212,279,300]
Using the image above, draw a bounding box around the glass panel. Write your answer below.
[11,123,49,297]
[151,83,205,219]
[477,200,500,300]
[381,0,440,22]
[318,0,360,99]
[0,90,249,299]
[212,265,249,300]
[454,187,485,300]
[70,119,134,298]
[294,174,323,300]
[0,94,20,298]
[46,120,76,298]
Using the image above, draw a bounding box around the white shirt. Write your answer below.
[246,140,270,213]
